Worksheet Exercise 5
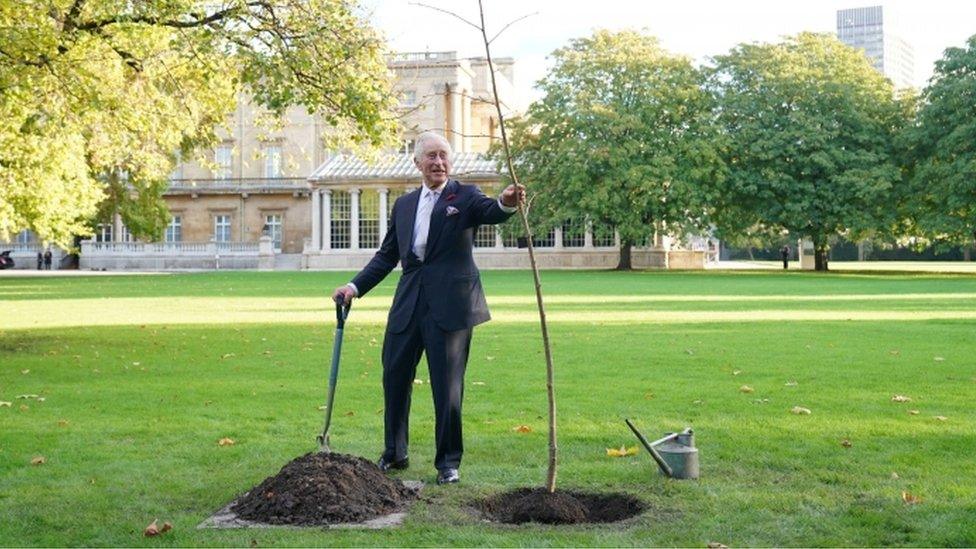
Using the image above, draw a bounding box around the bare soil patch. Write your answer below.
[478,487,645,525]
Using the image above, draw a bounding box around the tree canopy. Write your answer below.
[0,0,398,247]
[502,30,726,269]
[708,32,911,270]
[903,34,976,251]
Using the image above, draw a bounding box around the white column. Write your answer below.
[378,187,389,239]
[311,189,321,251]
[113,213,123,242]
[322,189,332,251]
[350,188,360,250]
[584,219,594,249]
[554,225,564,249]
[495,227,504,248]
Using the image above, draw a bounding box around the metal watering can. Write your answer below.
[625,419,700,480]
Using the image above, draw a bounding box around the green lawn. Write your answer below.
[1,270,975,546]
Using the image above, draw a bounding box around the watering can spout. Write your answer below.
[625,419,700,480]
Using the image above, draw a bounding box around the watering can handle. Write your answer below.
[625,418,675,478]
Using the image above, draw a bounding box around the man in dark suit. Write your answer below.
[333,131,523,485]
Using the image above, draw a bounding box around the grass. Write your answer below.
[1,270,975,546]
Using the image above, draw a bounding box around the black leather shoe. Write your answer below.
[377,456,409,472]
[436,468,460,485]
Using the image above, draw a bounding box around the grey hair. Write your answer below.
[413,131,452,162]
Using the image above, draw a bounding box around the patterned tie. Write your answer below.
[412,190,438,260]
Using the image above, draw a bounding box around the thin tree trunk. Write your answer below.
[616,241,632,270]
[747,247,755,261]
[476,0,558,493]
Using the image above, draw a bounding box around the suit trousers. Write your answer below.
[381,286,473,471]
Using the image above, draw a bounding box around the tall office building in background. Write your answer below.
[836,5,915,89]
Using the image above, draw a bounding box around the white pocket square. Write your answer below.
[446,206,459,216]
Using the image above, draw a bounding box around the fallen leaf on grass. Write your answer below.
[513,425,532,433]
[161,521,172,533]
[739,385,754,393]
[890,472,899,479]
[0,401,11,407]
[19,404,28,411]
[413,379,424,385]
[317,405,328,411]
[753,398,769,404]
[785,380,798,387]
[57,419,69,427]
[707,543,729,549]
[606,445,638,457]
[16,394,39,399]
[471,381,486,386]
[343,411,355,417]
[220,353,235,360]
[902,491,922,505]
[31,456,45,465]
[732,370,742,376]
[840,439,853,448]
[891,395,912,403]
[217,437,235,446]
[889,349,900,356]
[933,357,945,362]
[790,406,812,415]
[21,369,29,374]
[144,519,160,536]
[934,415,948,421]
[908,410,920,415]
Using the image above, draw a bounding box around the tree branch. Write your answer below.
[409,2,482,32]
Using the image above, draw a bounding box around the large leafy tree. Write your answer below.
[903,34,976,257]
[709,33,910,270]
[503,30,725,269]
[0,0,398,247]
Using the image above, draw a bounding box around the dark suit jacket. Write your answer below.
[351,180,514,333]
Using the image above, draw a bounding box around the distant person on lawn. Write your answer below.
[332,131,523,485]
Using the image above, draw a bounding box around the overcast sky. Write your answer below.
[363,0,976,104]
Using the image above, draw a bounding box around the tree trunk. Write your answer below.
[747,247,755,261]
[813,236,829,271]
[964,248,972,262]
[616,241,632,270]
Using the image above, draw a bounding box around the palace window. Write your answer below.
[562,219,585,247]
[330,191,350,249]
[593,223,616,247]
[95,224,113,243]
[214,214,231,242]
[263,145,282,178]
[165,216,182,242]
[264,214,282,249]
[474,225,497,248]
[214,145,233,180]
[359,190,380,249]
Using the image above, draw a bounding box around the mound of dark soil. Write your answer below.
[232,452,417,526]
[479,487,645,525]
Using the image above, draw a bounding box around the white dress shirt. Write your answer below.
[411,181,446,261]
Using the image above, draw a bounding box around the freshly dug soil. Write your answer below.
[232,452,417,526]
[478,488,645,525]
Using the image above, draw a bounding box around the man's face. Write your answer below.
[414,139,452,188]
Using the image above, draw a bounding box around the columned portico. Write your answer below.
[302,152,706,270]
